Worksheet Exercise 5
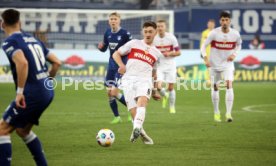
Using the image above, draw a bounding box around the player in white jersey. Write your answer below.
[153,20,181,114]
[113,21,162,144]
[201,11,242,122]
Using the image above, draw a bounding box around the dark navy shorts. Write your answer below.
[2,93,54,128]
[104,69,123,88]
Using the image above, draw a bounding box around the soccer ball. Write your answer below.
[96,129,115,147]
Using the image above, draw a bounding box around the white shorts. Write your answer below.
[210,68,234,85]
[121,78,152,110]
[157,69,176,83]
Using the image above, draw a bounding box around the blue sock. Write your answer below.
[23,132,47,166]
[0,136,12,166]
[109,97,119,117]
[116,93,127,106]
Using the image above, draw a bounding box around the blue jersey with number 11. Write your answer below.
[2,32,51,93]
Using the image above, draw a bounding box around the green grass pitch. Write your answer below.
[0,82,276,166]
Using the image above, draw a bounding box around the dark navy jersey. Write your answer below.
[2,32,50,92]
[99,28,132,70]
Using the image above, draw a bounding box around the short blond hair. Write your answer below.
[157,20,166,24]
[109,12,121,18]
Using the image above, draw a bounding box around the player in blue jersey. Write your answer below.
[0,9,61,166]
[98,12,132,124]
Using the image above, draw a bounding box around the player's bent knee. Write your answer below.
[0,120,13,136]
[16,129,31,138]
[137,96,148,107]
[110,89,118,97]
[107,89,112,97]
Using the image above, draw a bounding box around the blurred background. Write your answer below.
[1,0,276,49]
[0,0,276,82]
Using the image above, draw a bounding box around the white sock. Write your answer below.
[169,90,175,108]
[133,107,146,129]
[160,88,166,97]
[226,88,234,115]
[22,131,37,144]
[211,90,220,114]
[0,135,11,144]
[116,93,123,99]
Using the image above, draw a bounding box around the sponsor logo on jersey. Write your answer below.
[211,41,236,50]
[117,36,121,41]
[109,42,118,50]
[128,48,156,66]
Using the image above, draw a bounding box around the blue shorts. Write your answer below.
[2,91,54,128]
[104,69,123,87]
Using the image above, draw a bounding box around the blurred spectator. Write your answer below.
[200,19,215,58]
[140,0,153,9]
[173,0,186,8]
[33,29,49,47]
[249,35,265,49]
[151,0,168,9]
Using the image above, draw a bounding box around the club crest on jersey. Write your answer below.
[117,36,121,41]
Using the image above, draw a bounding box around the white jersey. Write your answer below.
[118,39,163,80]
[153,32,180,71]
[201,27,242,71]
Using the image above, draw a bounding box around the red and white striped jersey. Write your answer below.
[118,39,162,79]
[153,32,180,71]
[201,27,242,71]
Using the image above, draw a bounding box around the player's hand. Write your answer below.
[15,94,26,109]
[227,54,236,62]
[118,65,126,75]
[152,90,161,101]
[205,61,211,68]
[163,52,171,57]
[98,42,104,49]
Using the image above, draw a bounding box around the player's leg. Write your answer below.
[157,70,168,108]
[112,73,132,122]
[112,73,127,106]
[165,69,177,113]
[210,69,221,122]
[130,96,148,142]
[105,70,121,124]
[168,83,176,114]
[224,70,234,122]
[0,120,14,166]
[16,124,48,166]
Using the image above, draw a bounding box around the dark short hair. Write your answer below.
[143,21,157,29]
[220,11,231,19]
[1,9,20,26]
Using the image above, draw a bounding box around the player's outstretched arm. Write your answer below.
[47,53,62,78]
[112,51,126,74]
[12,50,28,108]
